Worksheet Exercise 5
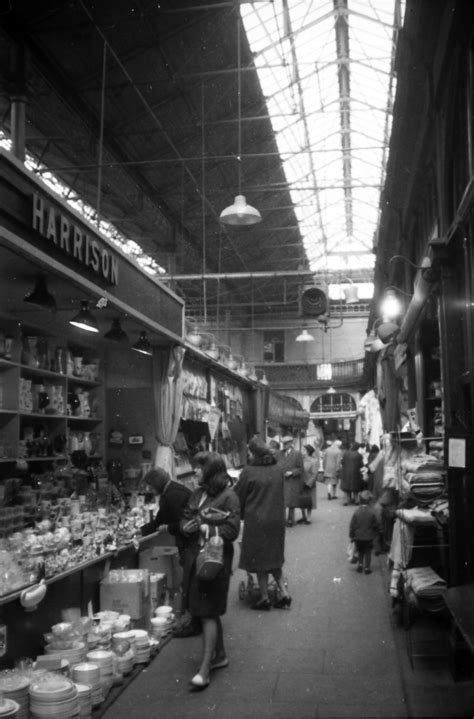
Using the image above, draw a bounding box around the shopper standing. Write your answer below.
[323,435,343,500]
[178,454,240,690]
[300,444,318,523]
[235,437,291,610]
[340,442,365,505]
[278,435,305,526]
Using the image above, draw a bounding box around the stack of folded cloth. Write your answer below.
[405,566,447,613]
[404,456,445,504]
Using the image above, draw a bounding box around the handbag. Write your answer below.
[347,541,358,563]
[195,526,224,581]
[304,474,316,489]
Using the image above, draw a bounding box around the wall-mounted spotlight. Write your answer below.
[24,276,57,312]
[69,301,99,333]
[104,318,129,343]
[380,288,403,320]
[132,331,152,356]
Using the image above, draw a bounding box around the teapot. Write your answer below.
[20,580,47,611]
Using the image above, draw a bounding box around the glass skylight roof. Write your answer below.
[241,0,404,280]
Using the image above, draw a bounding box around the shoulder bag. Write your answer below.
[195,525,224,581]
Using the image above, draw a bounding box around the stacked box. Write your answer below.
[139,546,182,589]
[100,570,148,619]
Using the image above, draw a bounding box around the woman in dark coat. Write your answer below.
[340,442,365,505]
[178,454,240,690]
[235,437,292,610]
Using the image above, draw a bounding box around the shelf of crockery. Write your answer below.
[0,531,160,607]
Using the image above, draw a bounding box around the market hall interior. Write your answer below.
[102,483,474,719]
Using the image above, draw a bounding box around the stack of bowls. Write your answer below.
[112,632,137,665]
[74,683,92,719]
[28,674,79,719]
[44,641,87,668]
[70,663,102,708]
[85,650,114,699]
[0,673,30,719]
[150,616,170,641]
[131,630,150,664]
[0,699,20,717]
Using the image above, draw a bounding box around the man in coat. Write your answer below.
[323,435,343,501]
[278,435,305,526]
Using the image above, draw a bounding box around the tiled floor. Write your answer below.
[102,484,474,718]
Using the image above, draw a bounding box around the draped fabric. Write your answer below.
[152,346,186,478]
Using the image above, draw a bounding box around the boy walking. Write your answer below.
[349,490,380,574]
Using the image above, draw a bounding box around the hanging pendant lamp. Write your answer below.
[132,331,152,356]
[104,318,129,342]
[24,276,57,312]
[219,14,261,226]
[69,301,99,333]
[296,329,315,342]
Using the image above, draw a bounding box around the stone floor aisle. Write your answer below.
[102,483,474,718]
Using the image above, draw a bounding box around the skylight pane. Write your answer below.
[242,0,404,279]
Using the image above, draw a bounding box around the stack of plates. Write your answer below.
[44,641,87,667]
[29,674,79,719]
[112,632,137,665]
[70,664,102,708]
[74,683,92,719]
[0,699,20,717]
[86,650,114,699]
[114,650,134,677]
[0,673,30,719]
[132,630,150,664]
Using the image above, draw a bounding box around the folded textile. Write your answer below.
[405,566,446,597]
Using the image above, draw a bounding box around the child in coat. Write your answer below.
[349,490,380,574]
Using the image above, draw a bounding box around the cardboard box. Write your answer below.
[139,545,182,589]
[100,574,147,619]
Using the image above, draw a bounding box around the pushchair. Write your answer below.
[238,571,289,604]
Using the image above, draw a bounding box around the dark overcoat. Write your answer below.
[277,447,305,508]
[235,454,286,573]
[340,448,364,494]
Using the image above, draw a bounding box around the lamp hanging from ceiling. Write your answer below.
[23,276,57,312]
[104,318,128,343]
[69,301,99,333]
[219,13,261,226]
[296,329,315,342]
[131,331,152,356]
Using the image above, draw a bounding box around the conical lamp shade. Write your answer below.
[24,277,57,312]
[219,195,262,226]
[132,331,152,356]
[104,318,129,342]
[69,301,99,333]
[343,285,358,303]
[296,329,314,342]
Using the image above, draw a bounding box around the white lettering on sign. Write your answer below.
[32,193,118,285]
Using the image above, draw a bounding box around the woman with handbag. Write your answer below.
[179,454,240,691]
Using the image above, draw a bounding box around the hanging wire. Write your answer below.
[96,40,107,225]
[236,12,242,194]
[201,81,207,325]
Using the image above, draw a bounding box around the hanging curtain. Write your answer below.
[152,345,186,478]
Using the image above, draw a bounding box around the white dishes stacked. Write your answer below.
[44,640,87,668]
[0,673,30,719]
[74,683,92,719]
[86,650,114,700]
[28,674,79,719]
[71,663,102,708]
[112,632,137,665]
[0,699,20,717]
[150,616,170,641]
[131,630,150,664]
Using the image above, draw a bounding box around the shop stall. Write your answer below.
[0,148,185,664]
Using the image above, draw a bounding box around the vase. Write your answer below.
[83,432,92,456]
